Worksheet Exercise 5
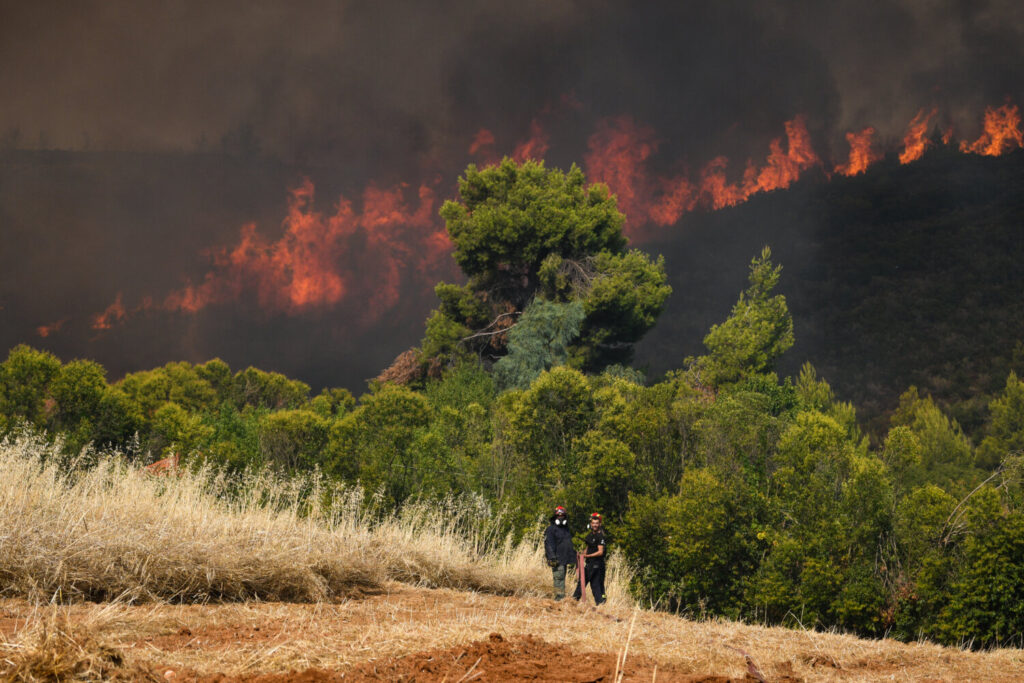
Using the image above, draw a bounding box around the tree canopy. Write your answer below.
[695,246,794,388]
[6,239,1024,646]
[421,158,670,373]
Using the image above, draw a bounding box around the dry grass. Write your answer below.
[0,431,610,605]
[0,605,160,681]
[3,587,1024,681]
[10,431,1017,679]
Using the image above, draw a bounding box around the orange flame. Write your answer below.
[468,129,495,157]
[697,116,821,208]
[470,120,551,166]
[512,119,550,162]
[91,293,127,330]
[585,115,819,234]
[37,318,67,337]
[698,156,748,210]
[584,116,658,226]
[899,108,937,164]
[76,100,1024,337]
[961,103,1024,156]
[835,127,882,176]
[168,180,440,315]
[742,116,821,195]
[94,180,448,331]
[583,117,697,236]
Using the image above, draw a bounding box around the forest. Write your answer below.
[3,157,1024,648]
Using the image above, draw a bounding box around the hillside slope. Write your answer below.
[636,148,1024,435]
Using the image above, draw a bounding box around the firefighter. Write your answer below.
[573,512,607,605]
[544,505,575,600]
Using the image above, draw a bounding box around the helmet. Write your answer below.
[590,512,602,522]
[554,505,567,517]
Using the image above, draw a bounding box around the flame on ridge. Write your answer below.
[48,99,1023,337]
[92,294,127,331]
[512,119,550,163]
[583,115,820,236]
[899,108,937,164]
[961,103,1024,156]
[36,318,67,338]
[835,127,882,176]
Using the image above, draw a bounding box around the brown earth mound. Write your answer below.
[192,632,752,682]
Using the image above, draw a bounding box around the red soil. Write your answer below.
[189,632,753,682]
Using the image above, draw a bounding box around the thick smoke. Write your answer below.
[2,0,1023,389]
[4,1,1022,162]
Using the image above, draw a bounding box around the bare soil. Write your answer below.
[3,585,1024,682]
[191,632,743,682]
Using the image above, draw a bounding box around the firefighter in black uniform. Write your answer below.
[573,512,607,605]
[544,505,576,600]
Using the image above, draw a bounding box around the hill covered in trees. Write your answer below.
[637,146,1024,438]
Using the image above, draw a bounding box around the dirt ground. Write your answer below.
[3,585,1024,681]
[190,632,747,682]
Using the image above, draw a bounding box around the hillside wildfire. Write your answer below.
[17,100,1024,345]
[8,5,1024,678]
[5,109,1024,411]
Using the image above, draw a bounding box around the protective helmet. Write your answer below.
[554,505,567,516]
[590,512,602,522]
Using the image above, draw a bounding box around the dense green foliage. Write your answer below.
[6,155,1024,648]
[694,247,794,388]
[493,299,584,390]
[6,247,1023,646]
[422,158,670,371]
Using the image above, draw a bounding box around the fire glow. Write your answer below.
[580,114,821,236]
[64,101,1024,336]
[162,180,444,317]
[89,181,448,331]
[960,103,1024,156]
[899,108,937,164]
[580,103,1022,238]
[835,127,882,177]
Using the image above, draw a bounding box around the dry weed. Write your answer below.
[0,606,159,682]
[0,432,619,605]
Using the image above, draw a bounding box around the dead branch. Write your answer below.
[461,312,521,342]
[941,466,1005,546]
[556,256,600,298]
[375,348,424,385]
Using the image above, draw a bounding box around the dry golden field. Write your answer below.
[2,433,1024,681]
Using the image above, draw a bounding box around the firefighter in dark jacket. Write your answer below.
[573,512,607,605]
[544,505,575,599]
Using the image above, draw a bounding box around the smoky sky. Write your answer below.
[2,0,1024,390]
[4,1,1024,163]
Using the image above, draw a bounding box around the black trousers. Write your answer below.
[573,563,606,605]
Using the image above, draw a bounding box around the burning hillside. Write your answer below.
[66,101,1024,339]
